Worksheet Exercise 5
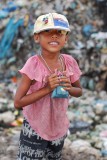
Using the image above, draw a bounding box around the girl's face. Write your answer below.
[34,29,68,54]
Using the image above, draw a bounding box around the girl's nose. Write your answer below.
[51,34,58,39]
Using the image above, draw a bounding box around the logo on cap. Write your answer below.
[43,17,48,24]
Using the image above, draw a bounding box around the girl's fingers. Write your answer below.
[47,74,60,90]
[64,87,72,91]
[49,73,57,78]
[47,73,71,90]
[59,77,70,83]
[62,83,71,87]
[49,78,60,85]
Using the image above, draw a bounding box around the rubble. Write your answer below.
[0,0,107,159]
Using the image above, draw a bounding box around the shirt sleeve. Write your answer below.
[19,56,43,82]
[19,57,35,80]
[63,54,82,83]
[70,57,82,83]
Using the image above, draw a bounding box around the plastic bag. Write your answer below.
[51,85,69,98]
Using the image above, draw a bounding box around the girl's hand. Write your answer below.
[59,71,72,92]
[60,76,72,91]
[59,71,82,97]
[46,73,60,92]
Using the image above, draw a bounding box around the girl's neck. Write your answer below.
[40,52,64,73]
[41,51,61,61]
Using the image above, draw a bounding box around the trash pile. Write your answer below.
[0,0,107,160]
[64,89,107,160]
[0,0,107,91]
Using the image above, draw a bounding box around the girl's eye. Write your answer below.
[57,30,62,34]
[43,30,68,35]
[44,30,50,32]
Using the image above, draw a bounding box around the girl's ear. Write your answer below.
[34,34,40,43]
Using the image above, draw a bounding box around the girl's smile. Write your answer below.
[48,41,59,46]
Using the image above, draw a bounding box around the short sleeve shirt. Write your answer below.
[19,54,82,141]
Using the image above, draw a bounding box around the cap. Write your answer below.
[33,13,70,34]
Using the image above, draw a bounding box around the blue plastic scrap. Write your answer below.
[69,120,91,134]
[93,99,107,107]
[82,24,94,37]
[0,17,24,59]
[0,10,9,19]
[101,150,107,157]
[70,2,77,9]
[2,1,18,13]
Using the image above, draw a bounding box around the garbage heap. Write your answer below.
[0,83,107,160]
[0,0,107,91]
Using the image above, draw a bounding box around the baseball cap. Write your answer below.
[33,12,70,34]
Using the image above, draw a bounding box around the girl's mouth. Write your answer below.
[49,42,59,45]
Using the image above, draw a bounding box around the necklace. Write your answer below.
[40,54,64,73]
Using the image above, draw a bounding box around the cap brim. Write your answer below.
[34,26,71,34]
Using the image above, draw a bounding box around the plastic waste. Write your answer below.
[2,2,18,12]
[74,41,85,49]
[15,0,28,7]
[70,2,77,9]
[93,99,107,108]
[69,120,91,134]
[88,79,95,91]
[82,24,94,37]
[0,17,24,59]
[101,150,107,157]
[91,32,107,40]
[80,76,89,88]
[0,10,8,19]
[10,117,23,127]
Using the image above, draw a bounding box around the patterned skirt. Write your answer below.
[17,118,66,160]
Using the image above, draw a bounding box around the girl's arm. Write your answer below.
[68,80,82,97]
[14,73,60,109]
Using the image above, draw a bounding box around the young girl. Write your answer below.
[14,13,82,160]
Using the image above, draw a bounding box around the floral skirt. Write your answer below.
[17,118,66,160]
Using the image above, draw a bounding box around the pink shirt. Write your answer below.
[19,54,82,141]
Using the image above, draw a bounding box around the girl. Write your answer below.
[14,13,82,160]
